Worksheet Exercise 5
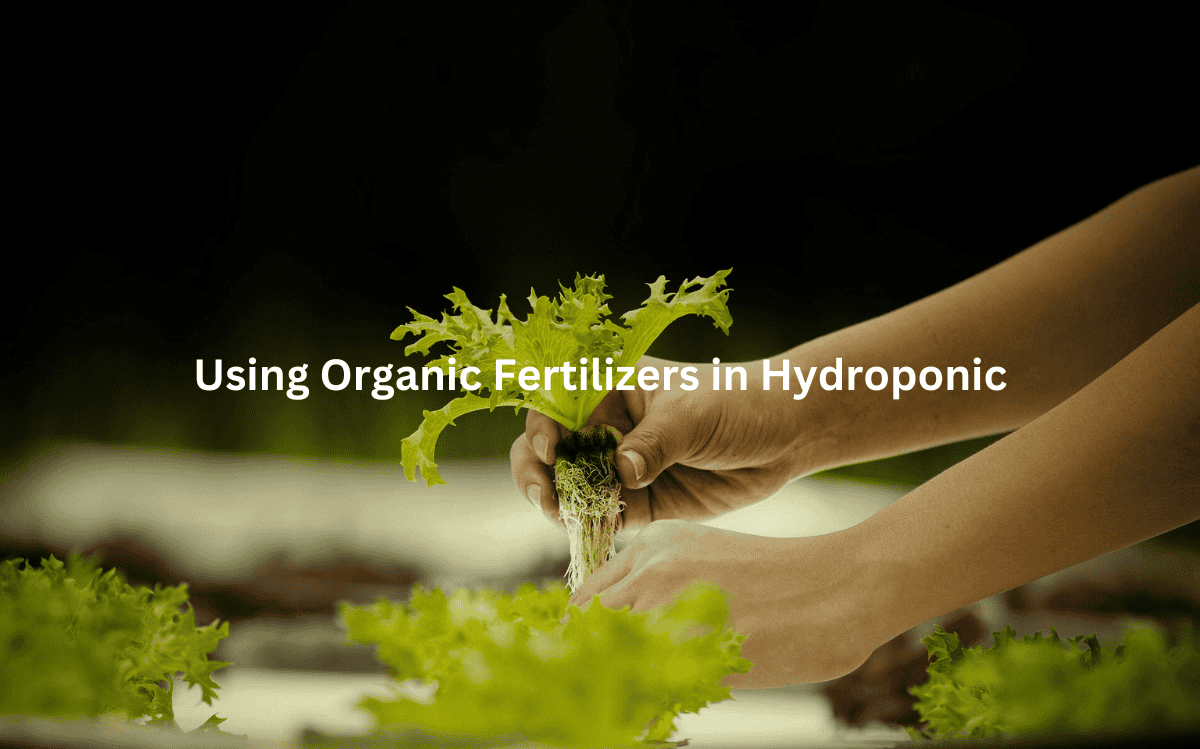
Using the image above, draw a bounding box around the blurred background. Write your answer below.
[4,0,1199,743]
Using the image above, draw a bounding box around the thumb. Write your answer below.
[615,402,695,489]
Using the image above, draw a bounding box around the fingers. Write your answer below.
[614,399,695,491]
[524,409,566,464]
[509,432,559,524]
[513,411,573,524]
[568,544,634,608]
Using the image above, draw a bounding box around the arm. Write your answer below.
[785,164,1200,474]
[845,297,1200,650]
[572,301,1200,688]
[513,165,1199,529]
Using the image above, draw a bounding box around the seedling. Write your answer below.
[0,555,229,729]
[340,580,751,745]
[392,271,732,589]
[910,625,1200,739]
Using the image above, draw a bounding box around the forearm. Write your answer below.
[840,301,1200,646]
[776,165,1199,473]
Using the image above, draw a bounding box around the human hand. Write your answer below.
[510,356,810,530]
[568,520,881,688]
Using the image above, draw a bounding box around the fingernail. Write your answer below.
[527,484,541,507]
[620,450,645,483]
[533,434,549,463]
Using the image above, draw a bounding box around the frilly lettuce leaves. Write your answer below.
[909,624,1200,739]
[391,271,732,485]
[339,581,751,746]
[0,554,230,727]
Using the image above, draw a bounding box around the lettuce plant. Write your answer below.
[0,554,229,728]
[340,581,751,746]
[392,271,732,590]
[910,624,1200,739]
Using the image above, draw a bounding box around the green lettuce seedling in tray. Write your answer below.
[0,554,230,730]
[910,624,1200,739]
[340,581,750,747]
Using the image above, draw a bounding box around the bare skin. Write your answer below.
[510,165,1200,688]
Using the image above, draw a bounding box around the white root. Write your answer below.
[555,457,624,593]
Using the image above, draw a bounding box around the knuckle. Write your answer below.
[509,432,528,460]
[509,436,526,483]
[509,435,535,475]
[630,425,672,471]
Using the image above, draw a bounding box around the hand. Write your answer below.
[510,356,811,530]
[568,520,881,688]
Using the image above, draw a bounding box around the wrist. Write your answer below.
[746,532,898,685]
[837,523,917,647]
[749,349,848,480]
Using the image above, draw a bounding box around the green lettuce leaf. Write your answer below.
[0,554,230,727]
[391,271,732,485]
[339,581,751,746]
[909,624,1200,739]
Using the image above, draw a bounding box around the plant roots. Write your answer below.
[554,425,625,593]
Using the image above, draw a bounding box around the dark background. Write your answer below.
[6,0,1198,478]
